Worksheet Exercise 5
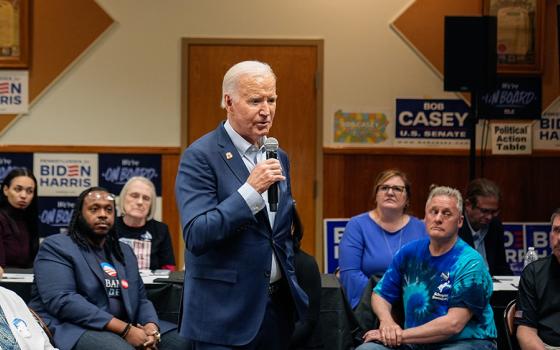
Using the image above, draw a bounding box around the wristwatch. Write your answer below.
[152,330,161,343]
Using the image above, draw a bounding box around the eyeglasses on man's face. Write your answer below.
[377,185,406,194]
[476,206,500,216]
[86,191,116,201]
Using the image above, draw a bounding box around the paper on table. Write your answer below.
[1,273,34,282]
[492,275,520,291]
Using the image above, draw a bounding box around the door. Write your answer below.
[181,38,322,257]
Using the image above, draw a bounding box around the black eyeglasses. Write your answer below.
[476,206,500,216]
[377,185,406,194]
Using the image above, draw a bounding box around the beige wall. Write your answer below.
[0,0,457,146]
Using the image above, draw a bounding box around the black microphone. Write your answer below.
[264,137,279,212]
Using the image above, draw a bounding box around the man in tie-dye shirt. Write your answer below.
[357,186,497,350]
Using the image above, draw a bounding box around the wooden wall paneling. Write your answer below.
[333,153,469,219]
[323,148,560,224]
[478,155,560,222]
[323,154,346,217]
[479,156,530,220]
[161,153,182,269]
[541,0,560,110]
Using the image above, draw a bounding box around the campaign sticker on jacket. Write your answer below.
[101,262,117,277]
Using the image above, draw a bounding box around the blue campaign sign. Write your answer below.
[98,154,162,195]
[503,223,525,276]
[0,153,33,182]
[37,197,77,237]
[395,99,470,139]
[323,219,349,273]
[324,218,551,276]
[525,223,551,257]
[477,76,541,120]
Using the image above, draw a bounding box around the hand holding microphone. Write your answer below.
[246,137,283,212]
[264,137,279,212]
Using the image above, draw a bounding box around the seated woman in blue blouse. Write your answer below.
[339,169,427,308]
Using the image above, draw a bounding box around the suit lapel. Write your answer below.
[255,210,272,233]
[82,247,107,287]
[460,216,475,246]
[271,154,290,233]
[215,122,292,234]
[216,123,250,184]
[114,259,133,319]
[216,123,270,235]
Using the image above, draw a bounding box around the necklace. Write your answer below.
[370,210,406,255]
[382,227,404,256]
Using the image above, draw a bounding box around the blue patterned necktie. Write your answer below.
[0,307,20,350]
[471,232,478,246]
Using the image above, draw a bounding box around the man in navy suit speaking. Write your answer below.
[175,61,308,349]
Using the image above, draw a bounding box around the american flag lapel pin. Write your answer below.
[225,152,233,160]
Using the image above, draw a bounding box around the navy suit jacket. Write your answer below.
[29,234,166,350]
[458,216,513,276]
[175,122,308,345]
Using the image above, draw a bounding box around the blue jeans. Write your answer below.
[356,339,497,350]
[73,329,190,350]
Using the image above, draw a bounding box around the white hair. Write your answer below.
[220,60,276,109]
[426,186,463,213]
[118,176,157,221]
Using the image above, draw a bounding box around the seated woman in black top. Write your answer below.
[290,208,323,349]
[0,167,39,272]
[116,176,175,271]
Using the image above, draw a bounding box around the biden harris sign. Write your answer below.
[34,153,98,197]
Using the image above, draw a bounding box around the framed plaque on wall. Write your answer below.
[0,0,30,69]
[484,0,544,74]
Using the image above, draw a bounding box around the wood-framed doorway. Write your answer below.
[180,38,324,264]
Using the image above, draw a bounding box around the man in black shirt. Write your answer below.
[515,208,560,349]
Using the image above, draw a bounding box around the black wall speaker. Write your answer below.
[444,16,497,92]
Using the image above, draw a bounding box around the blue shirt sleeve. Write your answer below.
[339,218,369,308]
[237,182,266,215]
[448,254,493,318]
[374,247,405,305]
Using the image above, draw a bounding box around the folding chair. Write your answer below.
[29,307,54,344]
[504,299,520,350]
